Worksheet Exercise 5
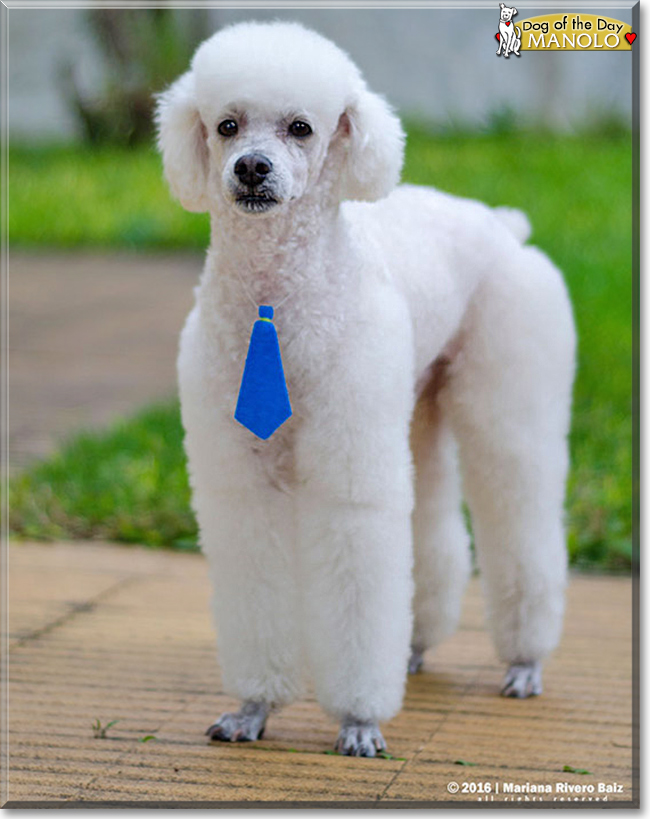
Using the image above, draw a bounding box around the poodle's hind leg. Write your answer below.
[441,246,576,697]
[409,374,471,673]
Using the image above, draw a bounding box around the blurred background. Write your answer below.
[9,7,632,141]
[8,6,634,571]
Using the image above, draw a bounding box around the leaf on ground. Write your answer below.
[455,759,478,766]
[92,718,119,739]
[563,765,592,775]
[140,735,158,743]
[322,749,404,760]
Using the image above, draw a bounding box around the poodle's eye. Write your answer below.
[288,120,312,138]
[217,119,238,137]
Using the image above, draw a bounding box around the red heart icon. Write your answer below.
[506,21,511,26]
[626,32,637,44]
[495,32,500,41]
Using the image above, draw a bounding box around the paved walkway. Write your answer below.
[8,252,201,470]
[5,542,636,807]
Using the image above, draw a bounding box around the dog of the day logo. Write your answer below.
[496,4,522,57]
[495,7,636,54]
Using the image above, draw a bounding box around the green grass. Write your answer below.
[8,128,633,570]
[9,144,209,250]
[9,402,197,551]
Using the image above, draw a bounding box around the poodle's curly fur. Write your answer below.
[156,21,576,756]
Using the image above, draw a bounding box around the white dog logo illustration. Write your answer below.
[496,3,522,57]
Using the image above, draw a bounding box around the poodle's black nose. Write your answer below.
[234,154,273,188]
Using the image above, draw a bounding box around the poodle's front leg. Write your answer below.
[294,341,415,756]
[205,699,270,742]
[185,431,303,737]
[295,442,414,755]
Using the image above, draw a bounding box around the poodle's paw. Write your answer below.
[408,647,424,675]
[501,661,543,698]
[206,700,270,742]
[335,718,386,757]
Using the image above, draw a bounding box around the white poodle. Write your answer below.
[156,21,576,757]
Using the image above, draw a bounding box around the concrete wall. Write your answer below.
[8,6,633,143]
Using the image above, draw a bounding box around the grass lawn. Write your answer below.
[8,127,633,570]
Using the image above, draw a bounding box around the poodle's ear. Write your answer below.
[338,85,405,202]
[155,71,210,213]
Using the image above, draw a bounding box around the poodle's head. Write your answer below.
[155,22,405,215]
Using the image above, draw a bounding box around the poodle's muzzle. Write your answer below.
[232,152,280,213]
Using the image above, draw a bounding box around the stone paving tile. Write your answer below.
[8,252,201,470]
[3,541,637,807]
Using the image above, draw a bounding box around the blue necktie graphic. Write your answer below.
[234,306,292,439]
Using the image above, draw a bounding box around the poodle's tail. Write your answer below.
[493,206,531,244]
